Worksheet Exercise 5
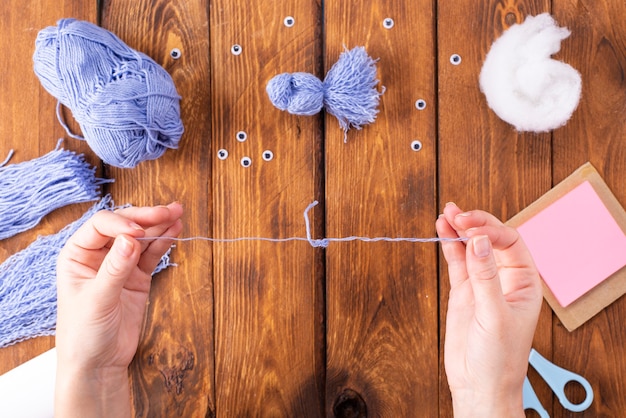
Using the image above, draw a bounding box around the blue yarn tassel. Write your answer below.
[0,197,111,347]
[0,196,175,348]
[0,142,112,241]
[33,19,184,168]
[266,46,383,141]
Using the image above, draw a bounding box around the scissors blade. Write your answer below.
[523,376,549,418]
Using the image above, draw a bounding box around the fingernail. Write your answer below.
[129,222,144,231]
[445,202,456,207]
[473,235,491,258]
[117,236,134,258]
[456,211,472,218]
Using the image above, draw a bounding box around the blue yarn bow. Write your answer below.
[33,19,184,168]
[266,47,383,141]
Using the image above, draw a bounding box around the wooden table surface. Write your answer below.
[1,1,625,416]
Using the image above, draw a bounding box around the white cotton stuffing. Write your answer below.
[479,13,582,132]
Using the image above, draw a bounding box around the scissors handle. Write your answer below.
[529,348,594,412]
[523,377,549,418]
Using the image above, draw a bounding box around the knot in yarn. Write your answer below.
[266,73,324,116]
[33,19,184,168]
[266,47,383,140]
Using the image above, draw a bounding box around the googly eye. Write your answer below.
[450,54,461,65]
[217,149,229,160]
[284,16,295,27]
[236,131,247,142]
[383,18,394,29]
[411,140,423,152]
[241,156,252,167]
[415,99,426,110]
[262,150,274,161]
[231,44,242,55]
[170,48,181,60]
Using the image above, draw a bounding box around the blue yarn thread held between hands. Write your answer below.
[266,46,384,141]
[139,201,468,248]
[33,19,184,168]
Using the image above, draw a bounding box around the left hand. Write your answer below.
[55,202,183,418]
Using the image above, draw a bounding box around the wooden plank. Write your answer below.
[552,0,626,415]
[436,1,552,416]
[210,1,325,416]
[323,2,439,416]
[100,0,214,416]
[0,0,97,374]
[3,2,625,416]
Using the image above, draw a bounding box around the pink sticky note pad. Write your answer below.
[517,181,626,307]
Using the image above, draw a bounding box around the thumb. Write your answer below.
[466,235,505,318]
[95,234,140,301]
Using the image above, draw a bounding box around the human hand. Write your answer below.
[436,203,542,418]
[55,203,183,417]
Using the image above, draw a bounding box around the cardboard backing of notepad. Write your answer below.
[507,162,626,331]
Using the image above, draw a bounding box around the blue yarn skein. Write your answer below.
[266,47,383,139]
[33,19,184,168]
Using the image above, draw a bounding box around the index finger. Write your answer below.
[454,210,537,269]
[65,210,146,251]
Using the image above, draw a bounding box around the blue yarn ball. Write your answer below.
[266,72,324,116]
[33,19,183,168]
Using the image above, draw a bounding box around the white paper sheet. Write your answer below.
[0,347,55,417]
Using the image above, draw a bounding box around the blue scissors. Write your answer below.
[523,348,594,417]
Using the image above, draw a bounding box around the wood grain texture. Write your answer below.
[100,0,214,416]
[552,0,626,415]
[0,0,97,374]
[436,1,552,416]
[210,0,325,416]
[2,1,626,416]
[324,1,439,416]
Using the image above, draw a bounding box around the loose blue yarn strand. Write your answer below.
[55,101,85,140]
[0,150,14,167]
[33,18,184,168]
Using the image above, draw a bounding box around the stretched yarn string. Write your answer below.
[33,18,183,168]
[139,201,467,248]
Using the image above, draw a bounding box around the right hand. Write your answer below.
[436,203,543,417]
